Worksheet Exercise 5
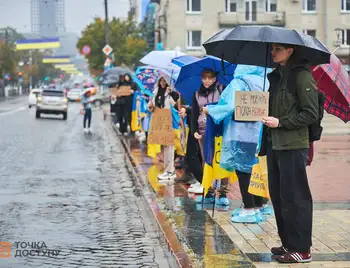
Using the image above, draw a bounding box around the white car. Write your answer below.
[36,89,68,120]
[28,89,42,108]
[67,88,82,102]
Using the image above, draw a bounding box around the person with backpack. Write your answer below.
[259,43,320,264]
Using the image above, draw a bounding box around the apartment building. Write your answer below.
[156,0,350,68]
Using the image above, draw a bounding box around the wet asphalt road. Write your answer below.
[0,97,172,268]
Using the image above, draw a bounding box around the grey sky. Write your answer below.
[0,0,129,35]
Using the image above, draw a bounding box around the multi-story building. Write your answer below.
[156,0,350,69]
[31,0,66,38]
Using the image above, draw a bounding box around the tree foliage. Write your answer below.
[77,16,148,71]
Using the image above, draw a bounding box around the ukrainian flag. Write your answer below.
[171,106,188,157]
[16,38,60,50]
[131,92,147,132]
[202,115,238,196]
[42,56,70,64]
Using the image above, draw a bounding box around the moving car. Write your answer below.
[28,88,42,108]
[36,89,68,120]
[67,88,82,102]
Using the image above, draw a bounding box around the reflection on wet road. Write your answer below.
[0,100,171,267]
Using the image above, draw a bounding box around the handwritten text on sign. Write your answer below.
[147,108,174,145]
[234,91,269,121]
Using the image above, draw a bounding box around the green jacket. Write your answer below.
[259,64,319,154]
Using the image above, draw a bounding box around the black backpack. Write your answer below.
[289,67,325,142]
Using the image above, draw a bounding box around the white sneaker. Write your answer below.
[158,171,176,180]
[188,182,204,193]
[189,182,200,189]
[84,128,88,133]
[116,123,120,128]
[88,128,92,133]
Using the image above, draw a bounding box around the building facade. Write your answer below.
[157,0,350,67]
[31,0,66,38]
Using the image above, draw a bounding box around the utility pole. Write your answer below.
[104,0,110,45]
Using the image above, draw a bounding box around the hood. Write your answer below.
[233,65,273,92]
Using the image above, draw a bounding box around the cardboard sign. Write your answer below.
[110,87,118,96]
[117,85,132,96]
[147,108,174,145]
[234,91,269,121]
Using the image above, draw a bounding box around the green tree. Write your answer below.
[77,16,148,72]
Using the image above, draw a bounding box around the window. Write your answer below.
[42,90,64,97]
[302,0,316,12]
[187,31,202,48]
[341,0,350,11]
[226,0,237,12]
[245,0,257,21]
[340,29,350,45]
[187,0,201,12]
[265,0,277,12]
[303,29,316,37]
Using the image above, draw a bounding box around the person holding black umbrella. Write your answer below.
[203,25,332,264]
[258,44,319,263]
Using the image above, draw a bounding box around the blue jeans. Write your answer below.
[84,108,92,128]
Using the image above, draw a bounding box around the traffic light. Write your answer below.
[44,76,49,81]
[18,72,22,78]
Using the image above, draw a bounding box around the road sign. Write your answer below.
[82,45,91,55]
[102,45,113,56]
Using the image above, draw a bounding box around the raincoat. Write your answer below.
[207,65,272,173]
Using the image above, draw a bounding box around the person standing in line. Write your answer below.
[259,43,318,264]
[148,76,177,180]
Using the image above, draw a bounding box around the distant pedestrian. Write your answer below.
[81,91,94,134]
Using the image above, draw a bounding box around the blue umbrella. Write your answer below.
[172,55,237,105]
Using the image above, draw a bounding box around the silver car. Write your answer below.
[36,90,68,120]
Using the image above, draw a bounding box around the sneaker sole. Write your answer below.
[276,257,312,264]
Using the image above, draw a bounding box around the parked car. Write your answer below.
[67,88,82,102]
[36,89,68,120]
[28,88,42,108]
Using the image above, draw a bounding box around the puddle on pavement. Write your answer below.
[127,138,255,268]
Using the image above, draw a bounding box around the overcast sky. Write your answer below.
[0,0,130,35]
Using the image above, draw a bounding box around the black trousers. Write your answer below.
[266,144,312,252]
[185,130,203,183]
[117,103,129,134]
[236,170,264,208]
[83,109,92,128]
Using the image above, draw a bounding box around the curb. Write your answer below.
[111,122,194,268]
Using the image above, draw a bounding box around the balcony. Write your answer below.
[218,12,286,27]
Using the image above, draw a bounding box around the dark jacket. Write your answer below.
[259,64,318,154]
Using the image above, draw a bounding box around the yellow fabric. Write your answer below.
[147,143,161,159]
[201,136,238,196]
[173,128,189,156]
[248,156,270,198]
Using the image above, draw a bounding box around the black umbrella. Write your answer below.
[203,25,331,68]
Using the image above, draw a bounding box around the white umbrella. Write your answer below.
[140,50,186,70]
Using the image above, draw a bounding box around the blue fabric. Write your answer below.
[206,65,272,173]
[82,95,92,109]
[172,55,237,105]
[203,103,222,166]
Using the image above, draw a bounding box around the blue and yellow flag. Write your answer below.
[131,92,147,132]
[202,115,237,196]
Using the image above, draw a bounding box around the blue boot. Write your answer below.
[217,196,230,206]
[196,194,215,204]
[260,204,274,215]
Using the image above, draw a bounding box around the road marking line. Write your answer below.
[0,106,26,116]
